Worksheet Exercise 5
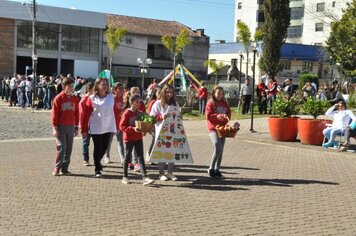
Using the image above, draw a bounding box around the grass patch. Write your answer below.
[183,107,270,120]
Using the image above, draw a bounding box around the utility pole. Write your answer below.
[32,0,37,102]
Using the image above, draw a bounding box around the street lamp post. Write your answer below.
[250,42,257,133]
[137,58,152,98]
[238,51,243,97]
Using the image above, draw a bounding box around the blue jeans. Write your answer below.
[323,127,342,143]
[209,131,226,171]
[82,134,91,162]
[25,91,32,106]
[104,132,125,163]
[268,95,276,114]
[199,98,207,114]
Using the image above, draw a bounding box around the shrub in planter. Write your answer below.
[268,94,299,142]
[298,97,331,145]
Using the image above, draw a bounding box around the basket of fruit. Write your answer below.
[135,113,156,133]
[215,122,240,138]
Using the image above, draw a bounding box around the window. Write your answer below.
[290,7,304,20]
[303,62,313,72]
[314,42,323,46]
[257,0,264,4]
[287,26,303,38]
[238,2,242,9]
[17,21,58,50]
[315,23,324,32]
[61,25,99,54]
[332,1,336,7]
[257,10,265,22]
[279,60,291,71]
[316,2,325,12]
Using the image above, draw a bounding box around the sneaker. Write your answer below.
[52,169,60,176]
[95,171,102,177]
[208,169,215,178]
[122,177,130,184]
[134,164,141,172]
[214,170,224,179]
[159,175,168,181]
[167,173,178,181]
[143,177,154,186]
[83,161,89,166]
[60,170,71,175]
[128,162,134,170]
[103,156,110,164]
[322,141,334,148]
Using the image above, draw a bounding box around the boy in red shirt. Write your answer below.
[119,94,154,185]
[51,77,79,176]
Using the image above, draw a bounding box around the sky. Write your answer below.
[11,0,236,42]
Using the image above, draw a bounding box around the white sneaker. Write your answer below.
[167,173,178,181]
[159,175,168,181]
[143,177,154,186]
[103,156,110,164]
[122,177,130,184]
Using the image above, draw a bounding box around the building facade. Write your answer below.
[234,0,350,45]
[0,0,106,78]
[105,15,209,88]
[209,42,331,85]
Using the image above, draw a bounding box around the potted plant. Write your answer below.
[298,97,331,145]
[268,94,299,141]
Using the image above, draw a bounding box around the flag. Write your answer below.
[98,70,114,87]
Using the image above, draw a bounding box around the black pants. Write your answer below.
[242,95,251,114]
[257,96,267,114]
[91,132,112,172]
[123,140,147,178]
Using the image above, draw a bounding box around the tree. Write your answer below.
[204,59,225,85]
[262,0,291,77]
[236,21,252,80]
[162,28,192,69]
[162,28,192,89]
[326,0,356,77]
[105,25,128,74]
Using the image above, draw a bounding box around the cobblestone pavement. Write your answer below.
[0,101,356,235]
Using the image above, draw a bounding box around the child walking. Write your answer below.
[51,77,79,176]
[119,94,154,185]
[206,85,231,178]
[79,82,94,166]
[150,84,179,181]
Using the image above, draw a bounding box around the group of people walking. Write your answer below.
[51,77,233,186]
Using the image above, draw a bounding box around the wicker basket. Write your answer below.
[135,121,154,133]
[216,128,238,138]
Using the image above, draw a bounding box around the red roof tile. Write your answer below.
[106,14,204,37]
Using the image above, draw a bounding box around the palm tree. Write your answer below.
[204,59,225,85]
[236,21,252,81]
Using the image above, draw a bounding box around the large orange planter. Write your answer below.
[298,119,332,145]
[268,117,298,142]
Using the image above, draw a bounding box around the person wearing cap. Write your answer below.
[283,78,293,98]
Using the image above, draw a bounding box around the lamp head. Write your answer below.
[137,58,143,65]
[145,58,152,65]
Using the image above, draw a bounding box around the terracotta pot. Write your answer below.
[298,119,332,145]
[268,117,298,142]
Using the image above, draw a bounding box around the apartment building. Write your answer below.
[234,0,351,45]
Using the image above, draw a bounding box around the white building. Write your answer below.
[234,0,351,46]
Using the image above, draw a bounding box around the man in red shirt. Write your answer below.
[198,82,208,114]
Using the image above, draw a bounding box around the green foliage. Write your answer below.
[348,93,356,109]
[203,60,225,85]
[161,28,192,56]
[136,113,156,124]
[272,94,299,118]
[302,97,330,119]
[105,25,128,72]
[236,21,251,46]
[298,73,319,90]
[326,0,356,77]
[262,0,291,77]
[254,28,264,41]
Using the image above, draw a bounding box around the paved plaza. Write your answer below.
[0,102,355,235]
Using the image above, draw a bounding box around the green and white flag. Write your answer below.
[98,70,114,87]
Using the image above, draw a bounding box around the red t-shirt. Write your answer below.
[198,87,208,99]
[268,81,278,96]
[205,100,231,131]
[119,109,144,142]
[52,91,79,127]
[256,83,267,97]
[114,95,125,121]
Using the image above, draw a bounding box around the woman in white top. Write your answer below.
[81,78,120,177]
[322,100,356,148]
